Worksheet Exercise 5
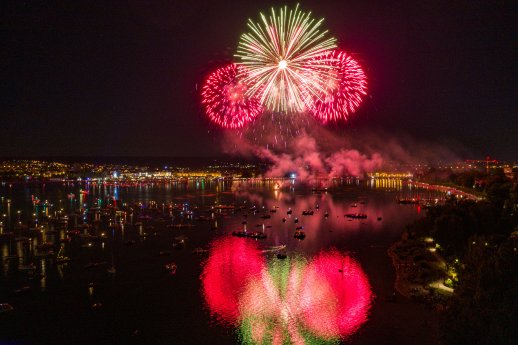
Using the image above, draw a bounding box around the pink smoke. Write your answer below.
[255,134,382,181]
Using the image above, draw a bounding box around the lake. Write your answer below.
[0,179,443,344]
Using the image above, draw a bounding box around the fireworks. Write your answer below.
[307,50,367,123]
[201,5,367,130]
[235,4,337,113]
[201,64,262,129]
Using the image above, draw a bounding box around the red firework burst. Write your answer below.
[201,64,262,129]
[307,50,367,123]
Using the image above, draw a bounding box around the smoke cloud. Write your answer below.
[220,116,464,182]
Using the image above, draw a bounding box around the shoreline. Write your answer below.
[388,236,453,301]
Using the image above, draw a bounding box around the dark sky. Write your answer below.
[1,1,516,160]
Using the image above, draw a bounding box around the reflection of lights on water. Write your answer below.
[201,237,264,325]
[201,238,373,344]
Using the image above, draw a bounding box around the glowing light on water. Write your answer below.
[201,237,264,325]
[201,239,373,344]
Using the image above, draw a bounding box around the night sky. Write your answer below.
[1,1,516,160]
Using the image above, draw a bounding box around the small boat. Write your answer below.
[165,262,177,275]
[166,223,195,228]
[192,247,208,254]
[302,210,314,216]
[232,231,248,237]
[266,245,286,251]
[294,231,306,240]
[345,213,367,219]
[296,226,303,230]
[171,240,185,250]
[287,209,292,215]
[84,261,107,269]
[294,218,299,224]
[0,303,14,313]
[15,286,31,294]
[311,187,328,193]
[247,232,266,239]
[55,246,71,264]
[91,302,103,309]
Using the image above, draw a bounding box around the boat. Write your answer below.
[106,264,116,274]
[84,261,107,269]
[55,246,71,264]
[296,226,303,230]
[192,247,208,254]
[345,213,367,219]
[302,210,314,216]
[397,198,419,205]
[165,262,177,275]
[172,238,185,250]
[294,231,306,240]
[247,232,266,239]
[311,187,328,193]
[166,223,195,228]
[287,209,293,215]
[15,286,31,294]
[266,245,286,251]
[0,303,14,313]
[232,231,248,237]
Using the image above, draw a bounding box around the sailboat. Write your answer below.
[55,244,71,264]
